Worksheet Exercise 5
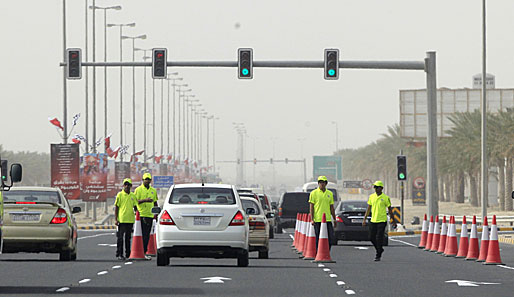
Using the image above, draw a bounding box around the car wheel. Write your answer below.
[258,250,269,259]
[70,248,77,261]
[269,226,274,239]
[275,225,283,234]
[157,250,169,266]
[237,250,249,267]
[59,250,72,261]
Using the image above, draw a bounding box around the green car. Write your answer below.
[2,187,81,261]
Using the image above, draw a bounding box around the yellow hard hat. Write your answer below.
[123,178,132,185]
[317,176,328,182]
[373,180,384,187]
[143,172,152,180]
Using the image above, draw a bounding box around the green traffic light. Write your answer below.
[242,68,249,76]
[399,173,405,179]
[328,69,335,76]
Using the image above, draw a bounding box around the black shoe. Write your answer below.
[374,256,381,262]
[117,256,126,261]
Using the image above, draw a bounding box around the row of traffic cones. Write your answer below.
[128,212,158,260]
[418,214,502,264]
[292,213,335,263]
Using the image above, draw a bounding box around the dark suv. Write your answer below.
[275,192,310,233]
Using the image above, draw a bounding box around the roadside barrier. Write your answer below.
[485,215,503,265]
[313,213,335,263]
[466,215,479,260]
[129,212,146,260]
[418,214,428,249]
[302,217,317,260]
[424,215,434,251]
[292,213,300,249]
[444,216,458,257]
[436,216,447,254]
[430,215,440,252]
[477,216,489,262]
[146,219,157,257]
[297,213,307,254]
[456,215,468,258]
[301,214,312,257]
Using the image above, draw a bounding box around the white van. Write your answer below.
[302,182,339,202]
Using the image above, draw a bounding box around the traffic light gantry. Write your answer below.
[397,155,407,181]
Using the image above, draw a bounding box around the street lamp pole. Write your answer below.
[331,121,339,153]
[137,51,152,162]
[167,77,183,159]
[212,117,220,173]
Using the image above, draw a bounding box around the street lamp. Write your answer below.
[212,117,220,173]
[185,97,198,160]
[121,34,147,155]
[177,88,192,159]
[166,74,181,159]
[191,103,202,161]
[107,22,135,161]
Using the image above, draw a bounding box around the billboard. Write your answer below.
[106,160,116,197]
[81,153,108,202]
[50,144,80,200]
[313,155,342,182]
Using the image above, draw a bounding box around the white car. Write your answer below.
[154,184,250,267]
[240,197,270,259]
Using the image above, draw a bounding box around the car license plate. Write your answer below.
[11,214,40,222]
[351,218,363,223]
[194,217,211,226]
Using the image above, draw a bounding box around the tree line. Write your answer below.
[0,145,50,186]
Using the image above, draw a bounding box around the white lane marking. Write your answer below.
[390,238,417,247]
[499,265,514,270]
[318,264,325,267]
[336,281,346,286]
[124,262,133,265]
[329,274,337,278]
[78,233,115,240]
[56,287,70,293]
[345,289,356,295]
[109,244,117,247]
[98,243,110,246]
[78,279,91,284]
[112,265,121,269]
[97,271,108,275]
[78,229,115,232]
[445,280,501,287]
[201,277,232,284]
[390,235,420,238]
[323,268,331,272]
[289,234,295,240]
[354,247,369,250]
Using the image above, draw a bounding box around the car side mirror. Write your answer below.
[271,202,277,210]
[246,208,256,215]
[10,163,22,183]
[512,191,514,199]
[152,206,161,215]
[72,207,81,214]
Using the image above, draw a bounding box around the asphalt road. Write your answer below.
[1,230,513,296]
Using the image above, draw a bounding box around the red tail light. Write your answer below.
[16,202,36,204]
[336,216,343,223]
[278,208,283,217]
[250,221,266,230]
[51,208,67,224]
[159,210,175,225]
[229,211,245,226]
[197,201,208,204]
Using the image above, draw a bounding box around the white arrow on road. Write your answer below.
[445,280,500,287]
[201,277,232,284]
[354,247,369,250]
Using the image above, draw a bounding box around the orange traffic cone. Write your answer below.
[485,215,503,265]
[424,215,434,251]
[466,215,480,261]
[296,214,307,254]
[301,214,312,257]
[436,216,447,254]
[418,214,429,249]
[129,212,146,260]
[292,213,300,249]
[477,216,489,262]
[456,216,468,258]
[146,219,157,257]
[430,216,440,252]
[444,216,458,257]
[313,213,335,263]
[302,218,317,260]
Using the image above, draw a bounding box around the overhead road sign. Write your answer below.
[343,181,362,188]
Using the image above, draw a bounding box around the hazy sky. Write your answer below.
[2,0,514,186]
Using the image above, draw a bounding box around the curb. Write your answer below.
[78,225,116,230]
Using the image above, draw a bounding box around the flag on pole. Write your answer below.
[155,155,163,164]
[48,117,64,130]
[73,134,86,142]
[167,154,172,161]
[104,133,112,149]
[72,113,80,126]
[72,137,81,144]
[94,137,103,148]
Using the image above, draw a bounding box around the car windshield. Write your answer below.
[3,191,61,204]
[169,187,236,205]
[340,202,368,212]
[258,195,270,210]
[241,199,261,215]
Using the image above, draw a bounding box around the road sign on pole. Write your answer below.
[153,175,174,188]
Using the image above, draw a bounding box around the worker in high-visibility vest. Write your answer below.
[362,180,396,261]
[134,172,159,259]
[114,178,137,261]
[309,175,337,250]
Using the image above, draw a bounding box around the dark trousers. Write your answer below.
[313,222,335,251]
[369,222,387,256]
[140,217,153,253]
[116,223,133,258]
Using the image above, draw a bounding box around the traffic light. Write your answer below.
[237,159,241,165]
[285,158,288,164]
[66,48,82,79]
[238,48,253,79]
[152,48,167,79]
[270,158,273,164]
[253,158,257,165]
[397,155,407,181]
[324,48,339,80]
[1,160,8,182]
